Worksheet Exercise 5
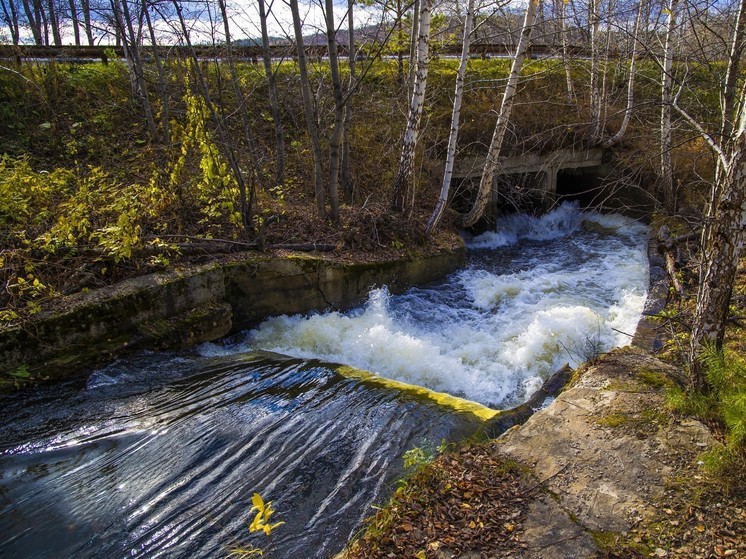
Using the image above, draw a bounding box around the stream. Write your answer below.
[0,202,650,558]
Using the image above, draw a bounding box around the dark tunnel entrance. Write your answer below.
[555,167,605,209]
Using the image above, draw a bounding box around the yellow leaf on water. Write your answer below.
[251,493,265,512]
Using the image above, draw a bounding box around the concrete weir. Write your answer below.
[0,248,465,381]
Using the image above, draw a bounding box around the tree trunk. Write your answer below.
[602,0,642,148]
[81,0,93,45]
[557,0,575,103]
[324,0,342,222]
[391,0,432,214]
[426,0,474,236]
[688,133,746,388]
[1,0,21,45]
[69,0,81,45]
[143,0,170,145]
[461,0,539,228]
[47,0,61,45]
[21,0,42,44]
[218,0,256,229]
[172,0,251,235]
[341,0,355,203]
[289,0,326,218]
[589,0,602,139]
[660,0,678,212]
[258,0,285,187]
[114,0,158,141]
[688,0,746,388]
[35,0,48,45]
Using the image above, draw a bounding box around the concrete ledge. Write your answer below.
[0,246,465,380]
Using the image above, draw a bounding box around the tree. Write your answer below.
[391,0,432,214]
[172,0,253,233]
[660,0,679,212]
[68,0,81,45]
[288,0,326,217]
[461,0,539,227]
[20,0,43,44]
[0,0,20,44]
[258,0,286,187]
[602,0,643,148]
[425,0,475,235]
[341,0,356,202]
[323,0,343,222]
[686,0,746,388]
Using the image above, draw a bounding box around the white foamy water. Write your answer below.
[200,203,649,408]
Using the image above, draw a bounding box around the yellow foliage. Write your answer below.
[248,493,285,537]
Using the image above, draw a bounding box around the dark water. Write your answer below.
[0,352,480,558]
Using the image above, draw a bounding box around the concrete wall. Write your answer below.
[0,247,465,381]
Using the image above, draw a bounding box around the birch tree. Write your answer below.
[391,0,432,214]
[687,0,746,388]
[660,0,678,211]
[425,0,475,235]
[555,0,575,103]
[461,0,539,227]
[602,0,643,148]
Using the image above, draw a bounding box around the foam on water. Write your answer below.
[200,203,649,408]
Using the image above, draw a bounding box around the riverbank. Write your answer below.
[337,240,746,559]
[339,346,745,559]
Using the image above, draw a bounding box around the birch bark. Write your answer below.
[425,0,474,235]
[391,0,432,214]
[461,0,539,228]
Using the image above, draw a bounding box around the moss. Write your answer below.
[637,370,676,389]
[597,413,631,428]
[591,530,653,557]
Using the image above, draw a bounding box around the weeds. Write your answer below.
[667,345,746,484]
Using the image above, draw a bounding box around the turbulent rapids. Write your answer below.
[203,202,649,408]
[0,203,649,558]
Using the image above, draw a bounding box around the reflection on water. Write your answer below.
[0,353,481,558]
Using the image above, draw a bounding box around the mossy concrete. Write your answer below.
[0,246,465,381]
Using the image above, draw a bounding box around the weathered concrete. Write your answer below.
[0,246,465,380]
[453,148,606,207]
[496,347,715,557]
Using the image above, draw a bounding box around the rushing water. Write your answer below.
[202,202,649,408]
[0,202,649,558]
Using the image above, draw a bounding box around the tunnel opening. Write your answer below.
[556,167,605,209]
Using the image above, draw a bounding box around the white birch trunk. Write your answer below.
[688,0,746,388]
[558,0,575,103]
[660,0,678,212]
[602,0,642,148]
[425,0,475,236]
[589,0,602,139]
[461,0,539,228]
[391,0,432,213]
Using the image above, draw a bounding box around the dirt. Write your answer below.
[339,347,746,559]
